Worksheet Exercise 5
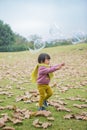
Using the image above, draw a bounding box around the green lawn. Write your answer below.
[0,43,87,130]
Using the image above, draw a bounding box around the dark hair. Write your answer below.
[38,53,51,63]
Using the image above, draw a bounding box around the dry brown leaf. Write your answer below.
[0,106,5,110]
[6,105,15,110]
[73,104,87,108]
[42,122,52,129]
[12,119,22,125]
[33,119,52,129]
[29,90,38,93]
[49,101,70,112]
[57,100,67,105]
[6,85,12,89]
[23,110,31,119]
[51,83,57,87]
[0,91,13,97]
[12,108,33,120]
[24,100,32,103]
[49,101,61,107]
[35,110,52,117]
[31,98,38,102]
[82,116,87,120]
[16,92,33,102]
[16,86,25,90]
[74,113,87,121]
[67,97,87,102]
[34,124,42,128]
[50,100,66,105]
[64,112,87,121]
[75,115,83,120]
[81,112,87,116]
[30,112,37,116]
[24,92,32,98]
[56,106,71,112]
[0,91,9,95]
[0,120,5,128]
[12,112,24,120]
[0,114,9,123]
[32,119,42,128]
[58,87,69,92]
[16,96,25,102]
[47,117,55,121]
[33,119,39,125]
[2,126,15,130]
[0,114,10,128]
[64,114,75,119]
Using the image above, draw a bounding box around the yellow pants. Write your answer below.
[38,84,53,107]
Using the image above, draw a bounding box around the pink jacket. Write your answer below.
[37,65,58,85]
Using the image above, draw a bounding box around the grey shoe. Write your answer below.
[38,106,45,111]
[43,100,48,107]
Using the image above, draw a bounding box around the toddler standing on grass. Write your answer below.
[31,53,65,110]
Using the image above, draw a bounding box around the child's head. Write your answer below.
[38,53,51,65]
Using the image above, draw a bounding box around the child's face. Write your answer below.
[44,58,50,65]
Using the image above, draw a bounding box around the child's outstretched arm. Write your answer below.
[56,63,65,70]
[39,63,65,75]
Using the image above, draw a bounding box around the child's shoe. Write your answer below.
[38,106,45,111]
[43,100,48,107]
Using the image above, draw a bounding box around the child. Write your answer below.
[31,53,65,110]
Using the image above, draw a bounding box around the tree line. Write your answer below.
[0,20,29,52]
[1,20,82,52]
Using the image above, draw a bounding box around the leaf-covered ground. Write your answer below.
[0,43,87,130]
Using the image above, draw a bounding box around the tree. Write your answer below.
[14,33,28,44]
[0,20,15,46]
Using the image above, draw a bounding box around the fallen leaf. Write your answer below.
[49,101,61,107]
[12,112,24,120]
[47,117,55,121]
[73,104,87,109]
[0,120,5,128]
[64,112,87,121]
[0,114,10,123]
[29,90,38,93]
[42,122,52,129]
[33,119,52,129]
[33,119,39,125]
[0,91,13,97]
[32,119,42,128]
[0,106,5,110]
[57,100,67,105]
[16,96,24,102]
[24,100,32,103]
[56,106,71,112]
[23,110,31,119]
[11,119,22,125]
[2,126,15,130]
[67,97,87,102]
[6,105,14,110]
[49,101,70,112]
[0,114,10,128]
[75,115,83,120]
[35,110,52,117]
[64,114,75,119]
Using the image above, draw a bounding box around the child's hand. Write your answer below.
[56,63,65,70]
[61,63,65,66]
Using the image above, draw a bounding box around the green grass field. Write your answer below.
[0,43,87,130]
